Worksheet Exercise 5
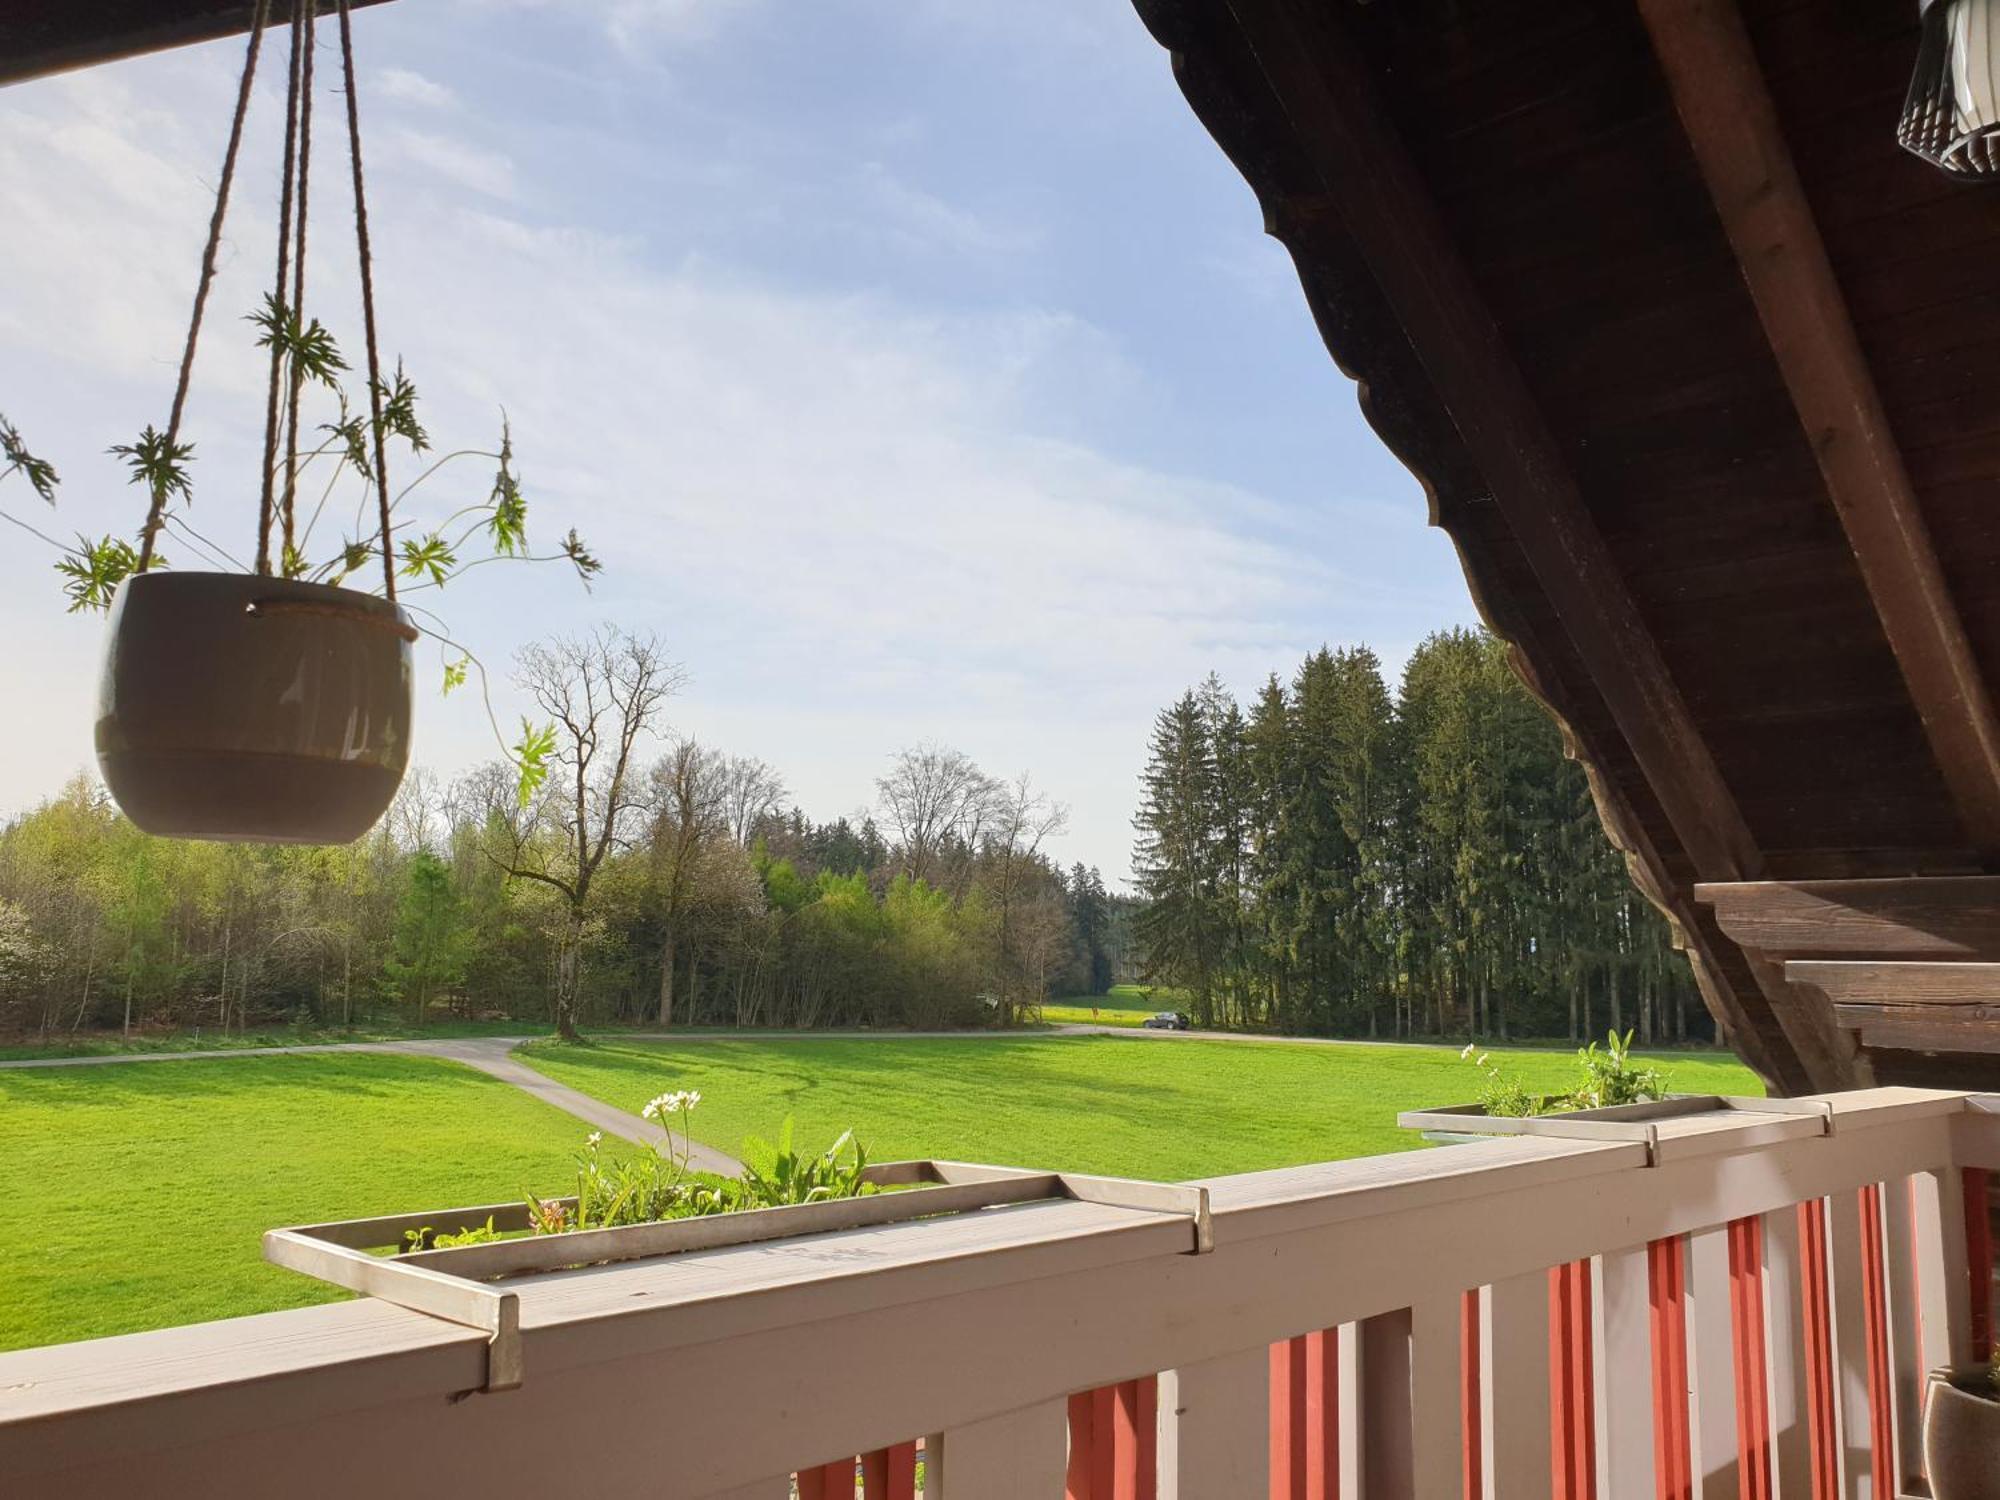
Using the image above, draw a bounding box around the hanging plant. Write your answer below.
[0,0,595,844]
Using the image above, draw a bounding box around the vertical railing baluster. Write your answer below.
[1685,1224,1736,1500]
[1726,1216,1774,1500]
[1485,1271,1553,1498]
[1270,1337,1306,1499]
[1880,1176,1927,1490]
[932,1400,1068,1499]
[1795,1200,1841,1500]
[1159,1347,1268,1498]
[1760,1205,1814,1498]
[1826,1185,1873,1500]
[1595,1247,1652,1498]
[1857,1184,1897,1486]
[1650,1235,1695,1500]
[1549,1260,1597,1500]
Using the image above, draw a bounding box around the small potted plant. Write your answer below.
[1925,1358,2000,1500]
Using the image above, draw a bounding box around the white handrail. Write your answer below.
[0,1087,1990,1498]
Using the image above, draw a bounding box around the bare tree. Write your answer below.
[718,754,787,848]
[482,627,682,1038]
[875,743,1000,886]
[649,738,727,1027]
[983,772,1070,1022]
[385,766,442,854]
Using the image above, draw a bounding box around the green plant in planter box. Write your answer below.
[1462,1029,1669,1118]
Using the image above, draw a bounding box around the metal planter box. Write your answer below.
[1397,1094,1835,1161]
[266,1159,1211,1390]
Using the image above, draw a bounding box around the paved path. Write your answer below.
[0,1035,741,1176]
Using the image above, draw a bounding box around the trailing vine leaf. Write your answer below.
[109,427,195,507]
[373,363,429,453]
[488,422,526,556]
[321,407,372,481]
[55,534,144,612]
[561,528,601,587]
[441,655,469,696]
[399,532,457,587]
[0,414,58,504]
[280,542,309,580]
[330,538,374,586]
[512,719,558,809]
[247,294,347,390]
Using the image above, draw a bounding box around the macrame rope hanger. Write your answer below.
[135,0,399,606]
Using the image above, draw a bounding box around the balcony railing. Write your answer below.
[0,1087,1993,1497]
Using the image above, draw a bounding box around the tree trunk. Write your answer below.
[658,926,676,1028]
[554,905,585,1040]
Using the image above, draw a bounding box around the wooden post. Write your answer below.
[1595,1249,1652,1498]
[933,1401,1067,1500]
[1485,1271,1554,1498]
[1159,1349,1267,1499]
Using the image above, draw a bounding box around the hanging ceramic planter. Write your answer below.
[0,0,598,844]
[96,572,415,843]
[88,0,419,845]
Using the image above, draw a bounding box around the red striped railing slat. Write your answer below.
[1461,1289,1482,1500]
[1726,1216,1773,1500]
[1550,1259,1597,1500]
[1796,1200,1839,1500]
[797,1458,853,1499]
[1268,1329,1338,1500]
[1067,1377,1156,1500]
[1858,1183,1896,1484]
[1650,1236,1693,1500]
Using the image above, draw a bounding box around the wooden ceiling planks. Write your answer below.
[1634,0,2000,860]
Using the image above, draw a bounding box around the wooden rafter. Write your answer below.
[1699,877,2000,959]
[1787,960,2000,1005]
[1636,0,2000,859]
[0,1,394,89]
[1213,0,1854,1089]
[1219,0,1756,879]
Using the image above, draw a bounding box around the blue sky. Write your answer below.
[0,0,1477,883]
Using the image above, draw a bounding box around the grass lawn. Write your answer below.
[520,1032,1763,1183]
[0,1017,544,1062]
[0,1053,593,1351]
[1040,983,1177,1028]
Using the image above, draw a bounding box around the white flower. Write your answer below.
[1476,1054,1490,1068]
[1460,1042,1476,1060]
[586,1131,603,1148]
[644,1088,705,1120]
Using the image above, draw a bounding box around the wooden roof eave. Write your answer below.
[0,1,394,89]
[1134,0,1859,1093]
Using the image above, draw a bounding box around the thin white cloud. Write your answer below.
[389,126,517,200]
[377,66,458,111]
[457,0,763,53]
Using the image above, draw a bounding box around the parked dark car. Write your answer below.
[1141,1011,1191,1031]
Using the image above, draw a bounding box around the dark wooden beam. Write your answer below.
[1216,0,1853,1090]
[1786,960,2000,1004]
[1220,0,1758,882]
[0,1,394,89]
[1699,877,2000,959]
[1828,1005,2000,1056]
[1636,0,2000,858]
